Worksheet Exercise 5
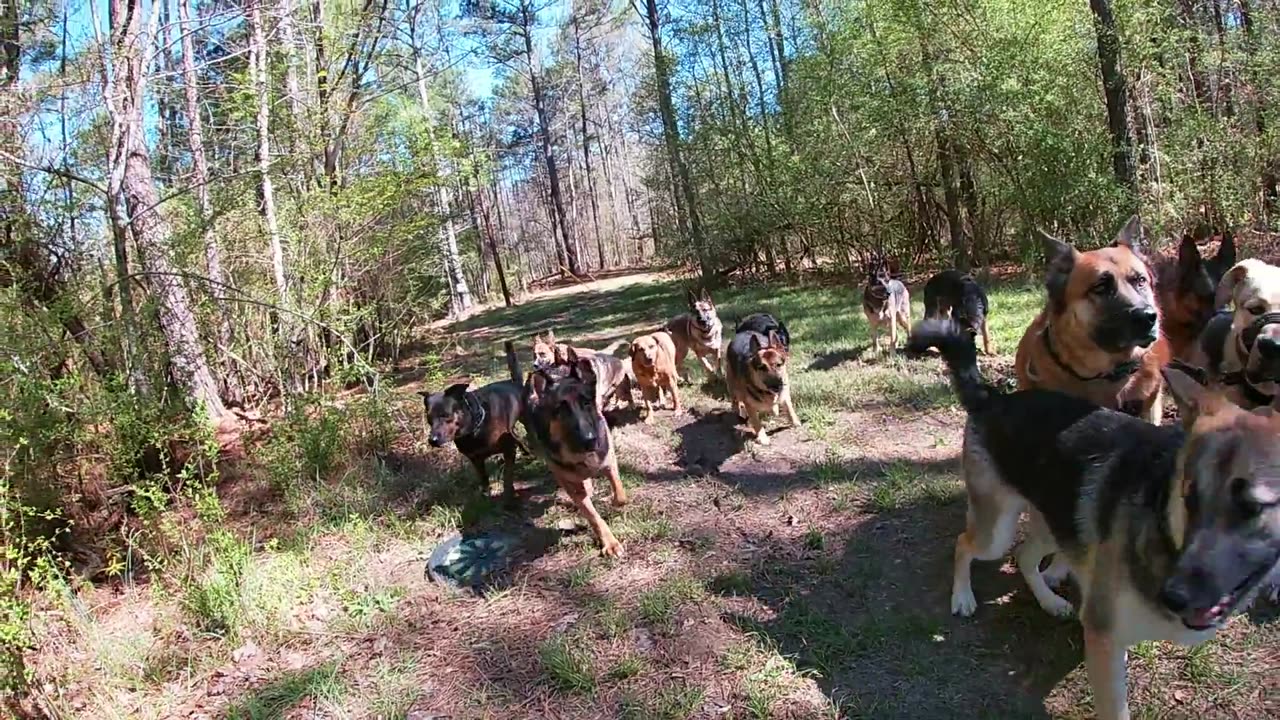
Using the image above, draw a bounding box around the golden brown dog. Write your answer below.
[1192,259,1280,410]
[724,326,800,445]
[1154,232,1235,361]
[629,331,680,422]
[1015,215,1166,424]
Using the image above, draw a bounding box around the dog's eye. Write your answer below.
[1129,273,1147,288]
[1092,275,1114,295]
[1246,303,1266,316]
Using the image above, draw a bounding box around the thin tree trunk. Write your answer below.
[572,18,606,270]
[112,0,227,424]
[1089,0,1138,196]
[476,172,513,307]
[644,0,707,274]
[180,0,239,401]
[250,0,289,308]
[521,1,580,276]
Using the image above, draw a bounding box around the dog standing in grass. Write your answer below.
[629,331,680,421]
[923,270,993,355]
[521,350,628,558]
[724,325,800,445]
[419,346,527,506]
[665,288,724,381]
[532,331,636,412]
[862,265,912,353]
[910,319,1280,720]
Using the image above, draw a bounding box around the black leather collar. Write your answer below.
[459,391,486,437]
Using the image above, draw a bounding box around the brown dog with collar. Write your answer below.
[1015,215,1166,424]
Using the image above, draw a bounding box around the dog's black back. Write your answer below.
[910,320,1184,546]
[924,270,989,331]
[735,313,791,351]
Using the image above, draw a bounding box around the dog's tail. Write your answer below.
[504,341,521,385]
[906,319,992,414]
[601,339,628,356]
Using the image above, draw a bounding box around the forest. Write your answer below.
[2,0,1279,716]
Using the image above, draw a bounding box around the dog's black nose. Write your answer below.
[1158,578,1192,613]
[1131,307,1158,330]
[1256,335,1280,359]
[428,434,444,447]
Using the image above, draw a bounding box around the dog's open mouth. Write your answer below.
[1180,564,1272,630]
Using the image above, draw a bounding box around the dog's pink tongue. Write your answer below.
[1188,600,1229,628]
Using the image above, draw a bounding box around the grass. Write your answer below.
[539,634,597,694]
[33,268,1280,720]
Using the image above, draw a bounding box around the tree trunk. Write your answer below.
[1088,0,1137,196]
[572,16,606,270]
[644,0,707,274]
[180,0,240,402]
[112,0,227,424]
[249,0,289,309]
[476,175,513,307]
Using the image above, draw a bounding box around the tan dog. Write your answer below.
[724,327,800,445]
[664,288,723,381]
[629,331,680,422]
[1015,216,1166,424]
[1193,259,1280,410]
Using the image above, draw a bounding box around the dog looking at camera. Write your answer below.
[1193,259,1280,411]
[724,326,800,445]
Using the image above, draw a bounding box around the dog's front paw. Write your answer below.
[756,432,771,446]
[1041,562,1071,588]
[951,588,978,617]
[600,538,625,558]
[1038,594,1075,618]
[611,494,628,508]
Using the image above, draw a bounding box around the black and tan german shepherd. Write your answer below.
[521,348,628,558]
[419,344,528,506]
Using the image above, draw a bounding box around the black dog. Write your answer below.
[923,270,992,354]
[419,352,528,506]
[736,313,791,351]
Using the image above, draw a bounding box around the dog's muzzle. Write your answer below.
[428,433,446,447]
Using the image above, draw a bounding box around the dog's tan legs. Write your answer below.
[869,320,882,353]
[781,386,801,427]
[1083,625,1130,720]
[1016,513,1074,617]
[953,443,1022,616]
[697,352,718,377]
[889,316,899,351]
[750,410,769,445]
[565,477,624,558]
[604,446,627,507]
[641,386,655,423]
[981,321,993,355]
[668,381,681,412]
[673,344,690,384]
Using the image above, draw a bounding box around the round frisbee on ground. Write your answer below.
[426,530,521,589]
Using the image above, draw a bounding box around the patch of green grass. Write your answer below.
[606,655,645,682]
[638,576,705,628]
[803,527,825,551]
[869,461,961,513]
[368,657,421,719]
[621,682,705,720]
[710,569,752,596]
[539,634,597,695]
[614,504,675,542]
[225,661,345,720]
[584,596,632,638]
[563,564,599,590]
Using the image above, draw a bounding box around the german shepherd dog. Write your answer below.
[419,350,527,506]
[665,288,724,381]
[1194,259,1280,411]
[862,265,911,353]
[521,350,628,558]
[1015,216,1165,424]
[910,320,1280,720]
[735,313,791,351]
[1154,232,1236,361]
[629,331,680,421]
[724,326,801,445]
[924,270,993,355]
[531,331,635,412]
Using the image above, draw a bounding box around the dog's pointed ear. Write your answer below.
[1110,214,1145,253]
[416,389,432,405]
[546,329,556,345]
[573,356,597,386]
[767,330,782,349]
[565,345,580,364]
[1177,234,1204,280]
[748,333,764,354]
[686,287,698,308]
[1216,229,1237,270]
[444,382,470,399]
[1215,260,1252,309]
[1163,366,1228,424]
[1038,229,1078,309]
[700,287,712,303]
